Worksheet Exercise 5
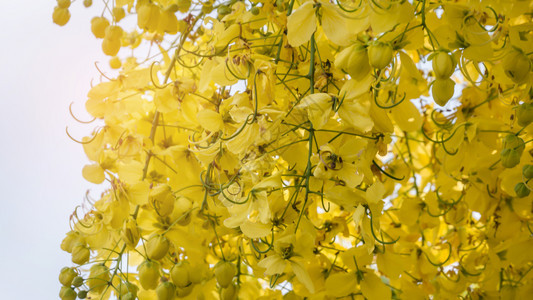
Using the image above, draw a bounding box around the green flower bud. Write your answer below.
[432,51,456,79]
[78,290,88,299]
[368,42,393,70]
[201,3,214,14]
[335,43,371,80]
[432,78,455,106]
[121,219,140,249]
[515,182,531,198]
[504,134,519,148]
[250,6,260,15]
[122,292,135,300]
[171,261,191,288]
[501,148,522,168]
[146,234,170,260]
[61,231,81,253]
[71,244,90,265]
[138,260,160,290]
[177,0,192,12]
[156,281,176,300]
[214,261,236,288]
[59,267,77,286]
[150,185,175,217]
[524,165,533,179]
[72,276,84,288]
[57,0,71,9]
[516,103,533,127]
[117,281,139,298]
[218,5,231,16]
[59,287,76,300]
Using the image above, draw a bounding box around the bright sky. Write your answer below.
[0,1,110,298]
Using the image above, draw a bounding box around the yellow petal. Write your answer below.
[257,255,286,275]
[128,181,150,205]
[339,75,373,100]
[338,98,373,133]
[287,1,316,47]
[290,260,315,294]
[366,181,385,204]
[117,160,144,184]
[320,3,351,46]
[360,272,391,300]
[196,109,224,132]
[240,220,271,239]
[154,85,178,113]
[299,93,332,129]
[369,4,400,34]
[82,164,105,184]
[390,100,422,132]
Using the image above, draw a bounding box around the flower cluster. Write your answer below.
[54,0,533,299]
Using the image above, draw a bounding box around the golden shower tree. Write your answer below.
[55,0,533,299]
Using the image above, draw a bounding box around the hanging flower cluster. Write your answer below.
[54,0,533,299]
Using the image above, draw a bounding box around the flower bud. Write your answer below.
[110,56,122,69]
[137,3,161,31]
[502,134,525,152]
[202,3,214,14]
[57,0,71,9]
[516,103,533,127]
[432,52,456,79]
[524,165,533,179]
[158,9,179,35]
[121,219,140,249]
[214,261,236,288]
[113,7,126,22]
[78,290,88,299]
[368,42,393,70]
[171,261,191,288]
[432,78,455,106]
[61,231,81,253]
[146,234,170,260]
[105,25,124,41]
[87,264,110,294]
[117,281,139,298]
[156,281,176,300]
[83,0,92,8]
[71,244,90,265]
[59,286,77,300]
[91,17,109,39]
[102,38,121,56]
[72,276,84,288]
[335,43,371,80]
[123,292,136,300]
[150,185,175,217]
[515,182,530,198]
[501,148,522,168]
[138,260,160,290]
[218,5,231,16]
[251,6,260,15]
[59,267,77,286]
[53,7,71,26]
[503,49,531,84]
[177,0,192,13]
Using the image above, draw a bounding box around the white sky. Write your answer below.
[0,1,111,298]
